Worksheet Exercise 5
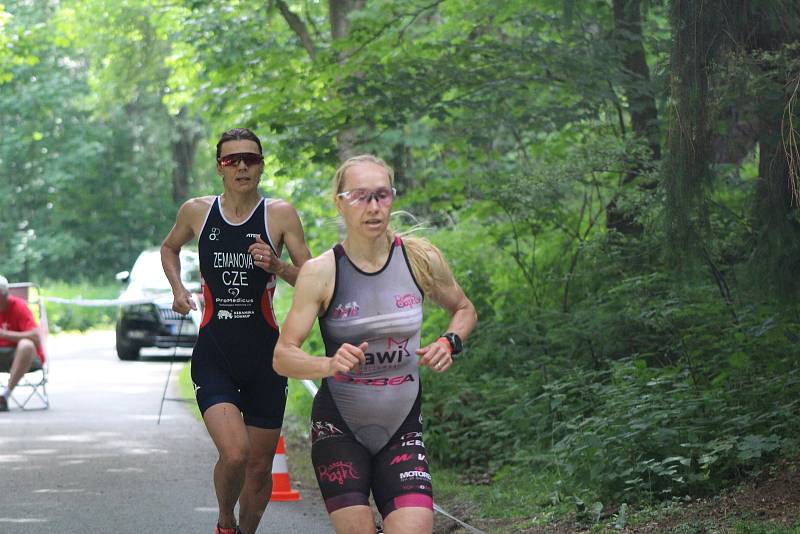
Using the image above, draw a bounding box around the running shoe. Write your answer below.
[214,525,239,534]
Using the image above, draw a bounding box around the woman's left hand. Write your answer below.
[248,235,280,273]
[416,340,452,373]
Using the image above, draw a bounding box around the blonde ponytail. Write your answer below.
[388,231,453,298]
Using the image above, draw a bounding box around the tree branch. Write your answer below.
[499,202,536,291]
[276,0,317,60]
[340,0,446,61]
[304,0,324,41]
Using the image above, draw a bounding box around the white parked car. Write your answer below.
[114,248,200,360]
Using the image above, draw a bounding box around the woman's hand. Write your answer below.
[171,287,197,315]
[327,342,368,376]
[249,235,281,273]
[416,339,453,373]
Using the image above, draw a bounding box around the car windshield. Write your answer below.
[129,250,200,291]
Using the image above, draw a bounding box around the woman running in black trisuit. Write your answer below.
[161,128,312,534]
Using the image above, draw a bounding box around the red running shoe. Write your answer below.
[214,525,240,534]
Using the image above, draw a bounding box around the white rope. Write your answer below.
[42,296,204,332]
[433,504,487,533]
[42,297,204,334]
[157,294,200,425]
[42,296,157,306]
[301,379,319,396]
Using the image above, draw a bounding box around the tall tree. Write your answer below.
[606,0,660,235]
[0,1,103,280]
[275,0,366,160]
[171,106,204,203]
[664,0,716,249]
[746,2,800,294]
[60,0,205,208]
[665,0,800,295]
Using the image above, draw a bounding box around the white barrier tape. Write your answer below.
[42,295,205,330]
[297,377,486,533]
[301,379,319,396]
[433,504,487,534]
[42,296,158,307]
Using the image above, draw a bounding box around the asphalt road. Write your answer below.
[0,330,331,533]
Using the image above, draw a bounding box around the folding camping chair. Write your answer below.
[0,282,50,410]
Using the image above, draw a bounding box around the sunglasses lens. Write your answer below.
[375,188,395,203]
[220,153,263,167]
[346,188,395,205]
[242,154,264,165]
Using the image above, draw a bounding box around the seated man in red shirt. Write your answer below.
[0,275,44,412]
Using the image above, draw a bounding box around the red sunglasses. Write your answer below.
[218,152,264,167]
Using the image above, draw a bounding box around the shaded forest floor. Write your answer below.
[433,456,800,533]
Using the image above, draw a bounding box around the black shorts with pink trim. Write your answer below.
[310,385,433,518]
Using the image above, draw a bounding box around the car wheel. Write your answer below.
[116,336,141,361]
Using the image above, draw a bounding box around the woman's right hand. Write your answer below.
[327,342,368,376]
[172,287,197,315]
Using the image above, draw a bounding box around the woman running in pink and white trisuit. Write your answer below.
[274,155,477,534]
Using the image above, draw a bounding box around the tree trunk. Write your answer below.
[613,0,660,161]
[753,106,800,295]
[663,0,716,249]
[276,0,366,162]
[329,0,366,40]
[329,0,366,161]
[170,107,202,204]
[750,7,800,296]
[606,0,660,235]
[275,0,317,60]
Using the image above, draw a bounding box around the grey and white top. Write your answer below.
[319,237,425,454]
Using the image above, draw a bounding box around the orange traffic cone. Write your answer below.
[270,435,301,501]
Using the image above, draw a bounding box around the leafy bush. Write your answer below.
[422,236,800,506]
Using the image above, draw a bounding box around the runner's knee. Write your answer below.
[219,443,250,469]
[247,453,275,476]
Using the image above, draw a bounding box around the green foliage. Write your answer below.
[433,463,570,522]
[423,236,800,504]
[177,363,202,421]
[3,0,800,527]
[0,0,191,282]
[730,520,800,534]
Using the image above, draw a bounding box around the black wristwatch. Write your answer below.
[442,332,463,355]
